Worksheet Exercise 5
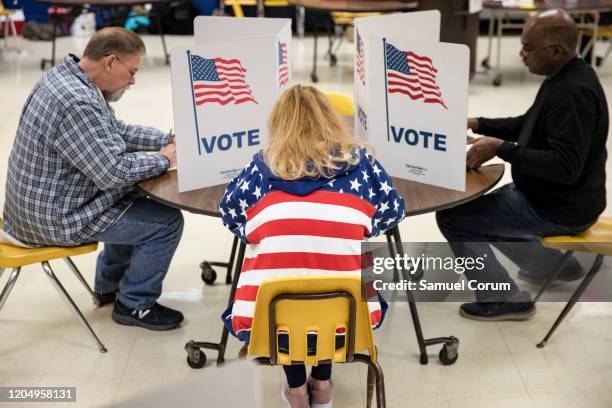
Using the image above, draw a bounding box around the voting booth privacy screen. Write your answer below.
[171,17,291,192]
[355,11,469,191]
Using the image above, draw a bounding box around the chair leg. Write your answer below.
[354,354,386,408]
[366,365,374,408]
[581,37,595,59]
[63,257,96,298]
[533,250,574,302]
[537,254,604,348]
[3,16,8,51]
[0,267,21,312]
[9,16,18,52]
[601,41,612,66]
[41,261,107,353]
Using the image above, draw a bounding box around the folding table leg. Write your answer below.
[185,242,246,368]
[200,235,239,285]
[389,226,460,365]
[41,4,60,70]
[311,21,319,82]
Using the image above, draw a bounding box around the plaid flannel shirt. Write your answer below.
[2,55,170,247]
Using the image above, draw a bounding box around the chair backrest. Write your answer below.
[324,92,355,116]
[224,0,289,17]
[330,11,382,26]
[247,276,377,366]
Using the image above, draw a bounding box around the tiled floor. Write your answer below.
[1,28,612,408]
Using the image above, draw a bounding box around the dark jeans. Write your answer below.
[93,198,184,309]
[436,183,591,302]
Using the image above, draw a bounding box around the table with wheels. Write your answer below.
[36,0,171,70]
[482,0,612,86]
[138,161,505,369]
[287,0,417,82]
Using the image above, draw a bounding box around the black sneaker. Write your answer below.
[112,300,184,331]
[460,301,535,321]
[518,258,585,285]
[93,290,117,307]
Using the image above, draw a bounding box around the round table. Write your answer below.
[289,0,418,13]
[137,164,505,217]
[138,163,504,367]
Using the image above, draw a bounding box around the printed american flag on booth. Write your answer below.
[356,29,366,87]
[278,42,289,88]
[190,54,257,106]
[385,42,447,109]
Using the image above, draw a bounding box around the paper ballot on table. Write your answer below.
[354,11,469,191]
[171,18,291,192]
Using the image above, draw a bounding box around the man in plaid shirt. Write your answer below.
[2,28,184,331]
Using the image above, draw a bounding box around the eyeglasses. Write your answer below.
[521,44,566,54]
[107,55,138,78]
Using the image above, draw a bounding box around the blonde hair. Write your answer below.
[265,85,371,180]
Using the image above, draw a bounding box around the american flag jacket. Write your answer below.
[219,148,406,342]
[2,55,170,247]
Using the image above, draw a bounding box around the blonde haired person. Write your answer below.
[220,85,405,408]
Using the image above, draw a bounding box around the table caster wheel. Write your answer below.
[492,75,502,87]
[200,261,217,285]
[439,337,459,365]
[186,346,207,369]
[481,57,490,69]
[311,72,318,83]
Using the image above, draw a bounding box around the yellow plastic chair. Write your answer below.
[535,216,612,348]
[330,11,381,27]
[224,0,289,17]
[247,276,386,408]
[0,1,21,53]
[325,11,381,66]
[324,92,355,116]
[0,219,106,352]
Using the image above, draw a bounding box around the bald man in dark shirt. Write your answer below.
[437,9,608,321]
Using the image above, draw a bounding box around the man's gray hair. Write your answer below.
[83,27,145,60]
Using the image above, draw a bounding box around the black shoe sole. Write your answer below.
[111,310,183,331]
[459,306,536,322]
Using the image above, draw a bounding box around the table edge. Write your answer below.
[137,163,505,218]
[288,0,418,12]
[401,164,505,216]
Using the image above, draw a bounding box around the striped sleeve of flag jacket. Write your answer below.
[219,150,406,342]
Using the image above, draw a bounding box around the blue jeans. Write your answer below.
[92,198,184,309]
[436,183,592,302]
